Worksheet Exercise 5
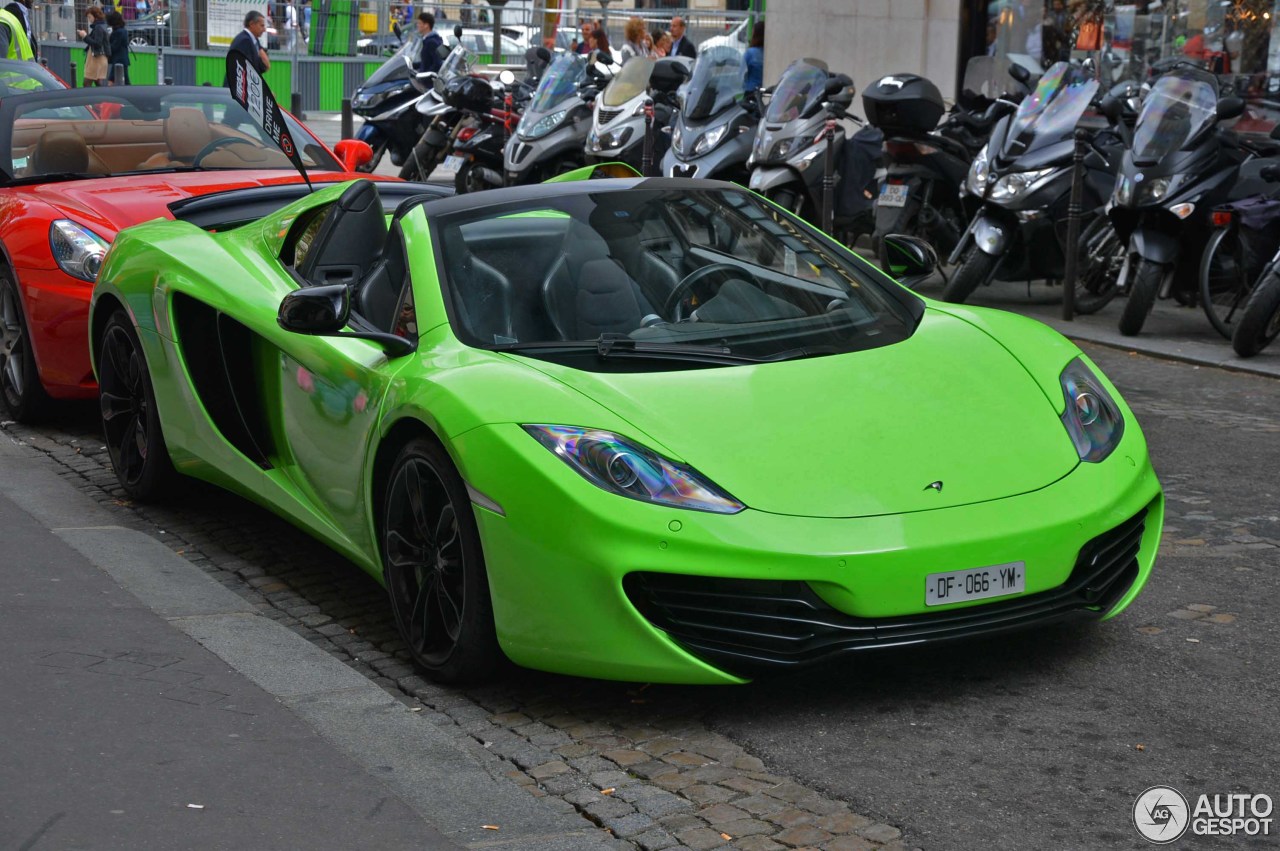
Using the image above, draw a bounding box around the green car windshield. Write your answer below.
[433,187,919,367]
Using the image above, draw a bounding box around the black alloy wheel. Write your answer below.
[0,269,51,422]
[1232,269,1280,358]
[381,437,501,682]
[98,311,175,499]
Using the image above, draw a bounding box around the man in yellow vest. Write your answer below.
[0,6,35,60]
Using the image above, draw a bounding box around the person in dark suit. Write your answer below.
[669,16,696,58]
[414,10,443,73]
[229,10,270,76]
[3,0,35,59]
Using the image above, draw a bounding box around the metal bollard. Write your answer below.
[291,92,304,120]
[340,98,354,140]
[821,117,837,235]
[156,47,164,84]
[113,62,124,85]
[641,97,654,177]
[39,56,48,67]
[70,61,77,87]
[1061,127,1089,321]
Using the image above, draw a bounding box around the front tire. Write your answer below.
[1118,259,1165,337]
[98,310,176,499]
[1199,226,1255,339]
[1073,217,1124,315]
[942,248,999,304]
[0,268,52,423]
[381,437,502,683]
[399,141,441,181]
[1231,269,1280,357]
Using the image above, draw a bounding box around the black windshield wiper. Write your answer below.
[493,337,763,365]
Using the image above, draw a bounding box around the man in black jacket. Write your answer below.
[415,11,443,73]
[3,0,35,59]
[669,16,696,59]
[230,10,270,75]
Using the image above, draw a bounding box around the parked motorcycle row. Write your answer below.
[349,35,1280,358]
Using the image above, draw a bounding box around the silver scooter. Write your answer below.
[505,51,596,185]
[585,54,691,173]
[747,58,856,219]
[662,45,761,182]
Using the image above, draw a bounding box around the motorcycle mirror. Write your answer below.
[1216,96,1245,121]
[824,73,852,97]
[536,46,552,64]
[498,69,516,86]
[393,21,402,40]
[1008,63,1031,85]
[829,89,854,109]
[879,234,938,284]
[454,24,463,38]
[1096,95,1123,125]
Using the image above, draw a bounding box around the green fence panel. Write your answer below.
[264,59,292,99]
[318,61,344,111]
[130,52,159,85]
[195,54,224,86]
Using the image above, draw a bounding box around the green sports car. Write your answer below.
[90,174,1163,685]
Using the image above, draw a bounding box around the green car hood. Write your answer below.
[526,309,1080,518]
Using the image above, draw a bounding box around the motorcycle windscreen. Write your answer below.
[1130,74,1218,166]
[602,57,656,108]
[764,58,829,124]
[684,46,746,122]
[530,53,587,113]
[364,35,422,86]
[1000,62,1098,161]
[958,55,1036,105]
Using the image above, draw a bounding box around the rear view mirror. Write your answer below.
[1217,96,1245,121]
[279,284,349,335]
[1008,63,1031,84]
[825,73,852,97]
[879,234,938,286]
[536,46,552,64]
[1096,95,1122,125]
[454,24,463,39]
[333,139,374,172]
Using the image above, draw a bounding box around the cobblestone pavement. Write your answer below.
[1,404,913,851]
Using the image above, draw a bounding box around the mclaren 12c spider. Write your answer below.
[90,174,1164,684]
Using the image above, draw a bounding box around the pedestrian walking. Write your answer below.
[414,10,442,73]
[669,15,695,58]
[743,20,763,92]
[107,10,130,84]
[283,0,298,52]
[3,0,36,59]
[77,6,110,86]
[226,9,270,82]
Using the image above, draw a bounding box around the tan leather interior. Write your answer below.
[11,116,293,177]
[32,132,89,174]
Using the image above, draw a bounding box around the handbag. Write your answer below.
[1075,13,1103,51]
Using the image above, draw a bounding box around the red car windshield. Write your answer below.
[1,86,340,184]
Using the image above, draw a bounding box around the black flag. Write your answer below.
[225,51,312,190]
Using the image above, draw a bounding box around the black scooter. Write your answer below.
[350,23,423,173]
[1108,63,1254,336]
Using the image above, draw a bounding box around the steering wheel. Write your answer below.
[663,263,754,322]
[192,137,258,167]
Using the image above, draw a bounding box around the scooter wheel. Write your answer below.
[1118,259,1165,337]
[1232,268,1280,357]
[942,249,998,304]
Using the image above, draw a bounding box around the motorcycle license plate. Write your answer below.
[925,562,1025,607]
[437,154,466,175]
[879,183,909,208]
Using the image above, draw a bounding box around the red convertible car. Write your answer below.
[0,85,439,421]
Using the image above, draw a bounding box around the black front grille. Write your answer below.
[598,107,623,125]
[625,507,1148,677]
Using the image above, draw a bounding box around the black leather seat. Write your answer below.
[441,227,513,344]
[298,179,387,288]
[542,224,660,339]
[356,224,408,332]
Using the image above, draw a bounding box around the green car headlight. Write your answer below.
[1059,358,1124,462]
[50,219,110,282]
[524,425,744,514]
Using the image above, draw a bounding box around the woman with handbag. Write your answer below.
[76,6,109,87]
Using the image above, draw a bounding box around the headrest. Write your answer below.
[33,131,89,175]
[166,107,213,160]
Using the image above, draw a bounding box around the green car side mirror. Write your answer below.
[879,234,938,287]
[278,284,416,356]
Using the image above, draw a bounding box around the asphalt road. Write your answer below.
[696,344,1280,850]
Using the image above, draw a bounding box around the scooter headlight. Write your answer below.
[1113,175,1134,206]
[672,122,684,154]
[693,123,728,155]
[1140,177,1171,204]
[519,108,569,140]
[967,144,990,194]
[988,167,1058,203]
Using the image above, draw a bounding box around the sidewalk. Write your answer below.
[0,437,610,851]
[912,276,1280,380]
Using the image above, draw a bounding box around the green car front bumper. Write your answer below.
[453,422,1163,685]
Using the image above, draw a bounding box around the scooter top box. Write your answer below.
[863,74,945,136]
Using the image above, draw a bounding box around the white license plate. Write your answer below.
[879,183,909,207]
[925,562,1025,607]
[438,154,466,174]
